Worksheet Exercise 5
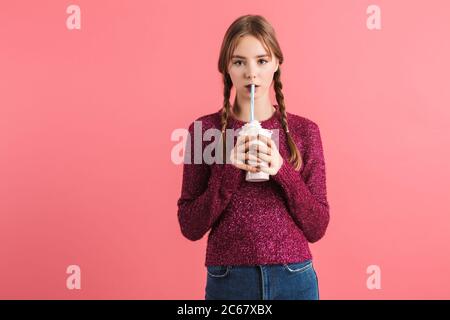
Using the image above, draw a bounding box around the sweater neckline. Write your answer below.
[227,104,280,128]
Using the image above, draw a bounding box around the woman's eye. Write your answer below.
[233,59,268,66]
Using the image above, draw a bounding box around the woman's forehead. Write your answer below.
[233,35,269,54]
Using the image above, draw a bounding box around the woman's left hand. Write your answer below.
[247,134,283,175]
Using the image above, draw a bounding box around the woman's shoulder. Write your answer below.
[284,112,325,159]
[284,111,320,135]
[187,109,222,133]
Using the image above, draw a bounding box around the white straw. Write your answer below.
[250,84,255,122]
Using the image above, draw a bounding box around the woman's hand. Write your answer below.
[230,133,283,175]
[229,135,261,173]
[249,134,284,175]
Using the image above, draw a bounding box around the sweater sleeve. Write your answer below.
[177,120,244,241]
[271,121,330,243]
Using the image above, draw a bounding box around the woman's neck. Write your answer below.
[232,98,276,122]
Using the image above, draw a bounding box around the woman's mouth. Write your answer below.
[246,85,260,92]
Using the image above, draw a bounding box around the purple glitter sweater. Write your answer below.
[177,105,330,267]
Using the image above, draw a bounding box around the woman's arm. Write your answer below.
[271,121,330,243]
[177,121,243,241]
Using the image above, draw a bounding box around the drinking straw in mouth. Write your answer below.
[250,84,255,122]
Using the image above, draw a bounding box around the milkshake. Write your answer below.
[238,120,273,182]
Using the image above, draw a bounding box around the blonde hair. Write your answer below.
[217,14,302,170]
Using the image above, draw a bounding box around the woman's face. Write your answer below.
[228,35,279,100]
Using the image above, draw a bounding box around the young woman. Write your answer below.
[177,14,330,300]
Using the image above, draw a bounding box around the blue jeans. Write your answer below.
[205,259,319,300]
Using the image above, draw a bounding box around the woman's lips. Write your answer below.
[246,85,259,92]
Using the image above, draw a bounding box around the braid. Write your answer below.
[220,74,233,164]
[273,69,303,171]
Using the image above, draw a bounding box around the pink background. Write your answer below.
[1,0,450,299]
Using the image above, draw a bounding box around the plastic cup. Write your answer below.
[238,121,273,182]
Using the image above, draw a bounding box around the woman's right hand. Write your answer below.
[229,135,261,173]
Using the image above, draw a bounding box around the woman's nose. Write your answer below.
[245,62,258,78]
[245,72,257,80]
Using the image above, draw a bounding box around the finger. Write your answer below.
[245,164,260,173]
[236,154,258,166]
[240,140,260,157]
[237,134,257,147]
[232,145,242,164]
[232,143,250,164]
[236,150,247,163]
[234,138,246,157]
[257,134,273,148]
[235,159,260,173]
[244,151,265,169]
[246,153,261,165]
[237,136,257,154]
[256,164,272,175]
[237,149,260,172]
[254,142,271,155]
[235,135,246,152]
[256,152,271,164]
[234,158,246,168]
[246,137,259,153]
